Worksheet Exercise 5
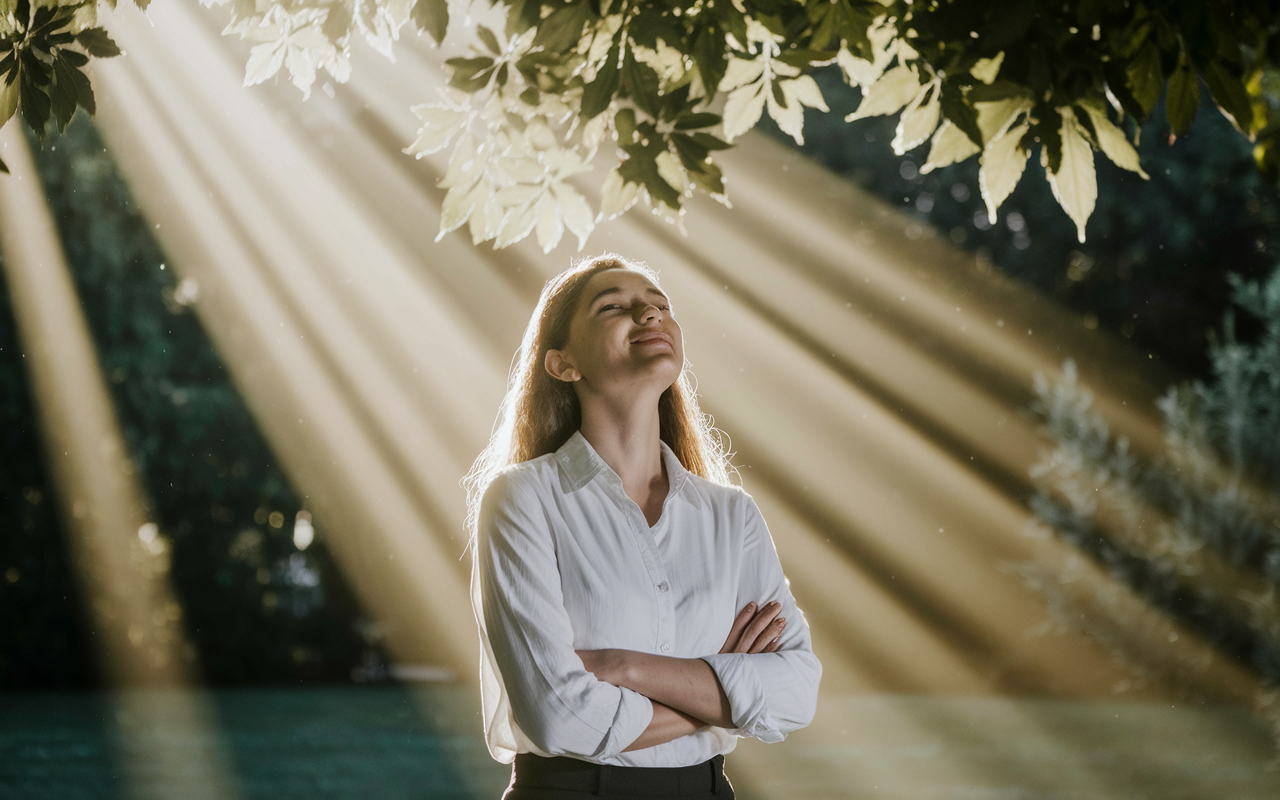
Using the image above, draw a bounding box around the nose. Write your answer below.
[634,302,662,323]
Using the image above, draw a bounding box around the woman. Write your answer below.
[464,254,822,798]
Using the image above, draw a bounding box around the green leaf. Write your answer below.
[445,56,494,92]
[809,3,840,52]
[1125,42,1162,117]
[920,121,980,174]
[659,83,692,122]
[1078,100,1148,178]
[692,24,727,99]
[533,3,592,54]
[681,134,726,153]
[687,157,724,196]
[621,123,685,207]
[19,49,51,85]
[628,12,684,50]
[1202,59,1254,135]
[30,5,56,34]
[1037,105,1064,174]
[1165,44,1199,137]
[410,0,449,46]
[615,107,637,145]
[0,75,17,128]
[1046,109,1097,243]
[619,147,682,210]
[19,76,51,133]
[1116,7,1151,58]
[476,25,501,55]
[978,119,1030,220]
[581,40,621,119]
[622,48,660,119]
[60,49,88,68]
[1103,61,1147,122]
[504,0,530,37]
[671,132,709,167]
[674,112,721,131]
[75,28,121,58]
[50,58,79,131]
[939,81,982,148]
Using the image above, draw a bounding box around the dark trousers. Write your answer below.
[502,753,734,799]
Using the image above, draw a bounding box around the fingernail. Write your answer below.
[747,602,756,610]
[778,617,786,624]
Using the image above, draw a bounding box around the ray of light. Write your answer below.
[0,124,238,800]
[72,2,1274,795]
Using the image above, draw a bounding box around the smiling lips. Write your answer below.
[631,331,673,348]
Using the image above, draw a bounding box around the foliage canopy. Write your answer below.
[2,0,1278,249]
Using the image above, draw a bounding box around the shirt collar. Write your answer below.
[555,429,689,496]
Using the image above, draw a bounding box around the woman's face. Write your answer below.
[546,268,684,398]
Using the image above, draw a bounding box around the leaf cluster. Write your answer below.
[416,0,1279,239]
[0,0,121,173]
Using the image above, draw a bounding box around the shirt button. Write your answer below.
[660,642,671,653]
[658,581,669,592]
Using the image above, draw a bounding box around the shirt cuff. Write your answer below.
[700,653,781,742]
[595,685,654,759]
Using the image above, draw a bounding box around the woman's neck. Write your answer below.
[578,398,667,512]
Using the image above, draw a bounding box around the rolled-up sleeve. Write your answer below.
[700,491,822,742]
[477,471,654,759]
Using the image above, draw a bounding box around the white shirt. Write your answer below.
[471,429,822,767]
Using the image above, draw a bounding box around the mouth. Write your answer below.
[630,331,674,347]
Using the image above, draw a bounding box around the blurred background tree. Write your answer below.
[0,116,390,688]
[1024,263,1280,720]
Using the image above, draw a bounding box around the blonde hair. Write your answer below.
[462,253,734,547]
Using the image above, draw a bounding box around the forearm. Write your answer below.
[622,700,706,752]
[618,652,735,728]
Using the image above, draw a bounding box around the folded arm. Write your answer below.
[579,600,787,728]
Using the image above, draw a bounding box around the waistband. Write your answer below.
[512,753,728,796]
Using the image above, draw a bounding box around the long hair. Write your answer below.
[462,253,735,548]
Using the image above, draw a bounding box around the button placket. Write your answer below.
[608,483,676,657]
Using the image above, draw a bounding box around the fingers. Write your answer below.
[719,602,758,654]
[735,601,782,653]
[748,615,785,654]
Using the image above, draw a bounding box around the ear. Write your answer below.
[545,348,581,383]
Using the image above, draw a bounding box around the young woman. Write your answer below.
[464,254,822,798]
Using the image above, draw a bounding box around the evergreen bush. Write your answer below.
[1027,263,1280,732]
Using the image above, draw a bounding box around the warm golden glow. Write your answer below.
[0,125,238,800]
[59,2,1270,794]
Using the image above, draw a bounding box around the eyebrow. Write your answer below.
[588,286,669,309]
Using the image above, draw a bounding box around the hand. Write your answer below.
[719,601,786,654]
